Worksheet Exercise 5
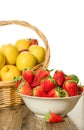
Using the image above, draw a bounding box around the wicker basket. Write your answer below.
[0,20,50,108]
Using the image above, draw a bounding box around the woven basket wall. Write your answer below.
[0,20,50,108]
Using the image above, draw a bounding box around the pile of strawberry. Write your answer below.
[14,68,84,97]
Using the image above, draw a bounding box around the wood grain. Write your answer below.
[0,105,79,130]
[22,110,78,130]
[0,105,29,130]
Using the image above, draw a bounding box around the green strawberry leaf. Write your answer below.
[17,81,25,91]
[60,90,69,97]
[27,38,31,41]
[44,112,51,122]
[68,74,79,84]
[56,87,69,97]
[13,76,23,83]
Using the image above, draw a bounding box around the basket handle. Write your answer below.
[0,20,50,69]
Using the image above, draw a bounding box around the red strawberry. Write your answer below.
[40,76,56,93]
[45,112,63,123]
[65,74,79,84]
[31,68,50,88]
[17,81,32,96]
[29,38,38,46]
[78,85,84,95]
[14,76,23,88]
[48,88,61,98]
[63,80,78,96]
[53,70,65,86]
[22,69,35,84]
[64,76,71,81]
[40,68,51,78]
[48,87,68,98]
[33,86,48,97]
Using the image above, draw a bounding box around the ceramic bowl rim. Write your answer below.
[17,91,84,100]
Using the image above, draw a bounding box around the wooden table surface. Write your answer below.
[22,96,84,130]
[0,96,83,130]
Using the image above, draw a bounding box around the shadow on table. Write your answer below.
[22,110,79,130]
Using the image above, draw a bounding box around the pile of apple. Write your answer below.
[0,38,45,81]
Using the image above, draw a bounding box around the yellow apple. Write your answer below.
[0,70,2,81]
[0,51,6,69]
[15,39,30,52]
[1,44,19,65]
[16,51,37,71]
[0,65,21,81]
[29,45,45,63]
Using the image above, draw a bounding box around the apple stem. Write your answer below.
[6,66,9,72]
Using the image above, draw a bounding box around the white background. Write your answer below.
[0,0,84,84]
[0,0,84,83]
[0,1,84,129]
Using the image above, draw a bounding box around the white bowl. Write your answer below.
[17,92,84,118]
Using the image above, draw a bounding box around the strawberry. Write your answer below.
[14,76,23,88]
[33,86,48,97]
[65,74,79,84]
[17,81,32,96]
[31,68,50,88]
[48,86,68,98]
[78,85,84,95]
[28,38,38,46]
[45,112,63,123]
[40,76,56,93]
[53,70,65,86]
[22,69,35,84]
[48,88,61,98]
[63,80,78,96]
[56,87,69,97]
